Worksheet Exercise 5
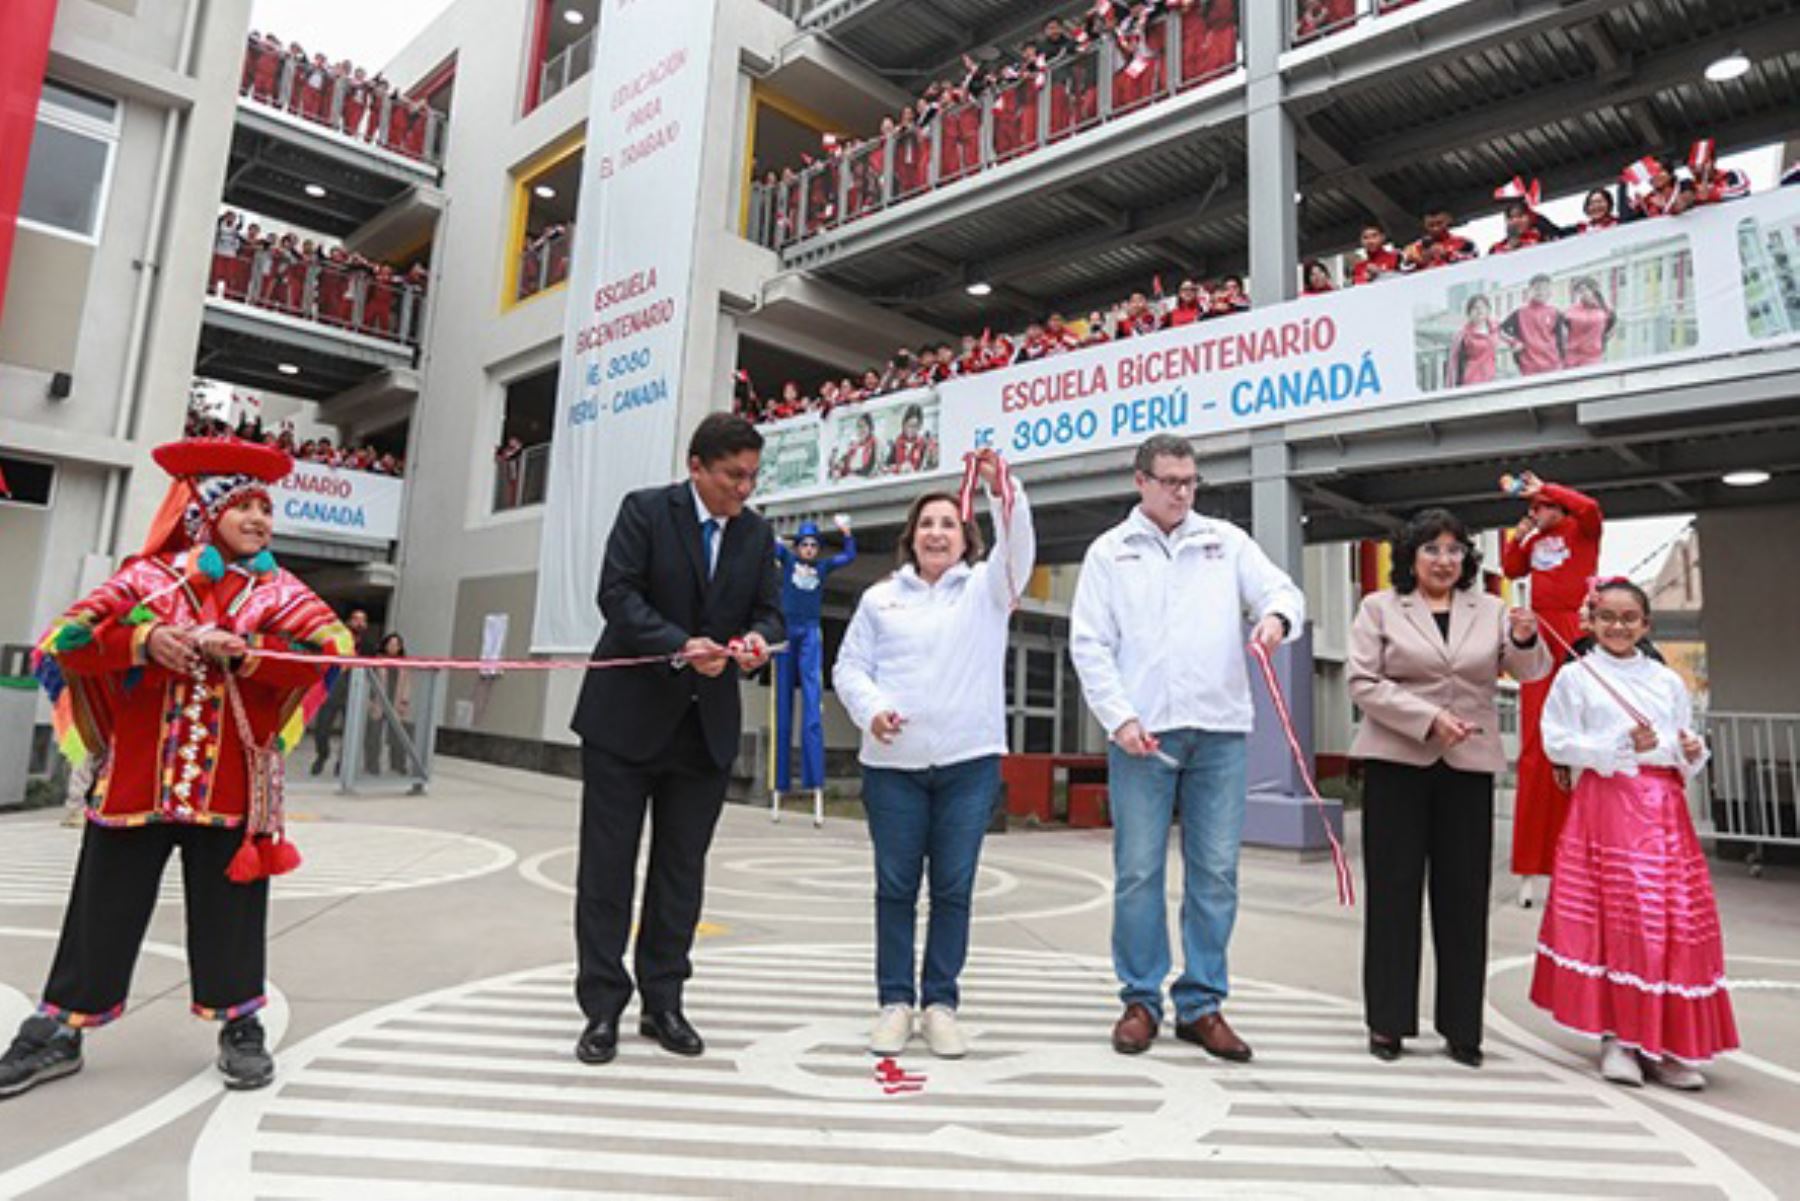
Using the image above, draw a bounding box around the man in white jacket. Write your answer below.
[1070,433,1304,1061]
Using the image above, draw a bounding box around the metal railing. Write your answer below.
[1289,0,1429,49]
[493,442,551,512]
[517,224,575,301]
[744,7,1241,252]
[208,241,428,347]
[536,29,597,108]
[332,665,441,794]
[1695,711,1800,874]
[240,42,448,167]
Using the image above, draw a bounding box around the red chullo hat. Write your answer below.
[140,437,294,558]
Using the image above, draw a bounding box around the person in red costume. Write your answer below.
[1448,294,1499,387]
[1401,206,1478,273]
[1351,223,1401,285]
[1500,274,1564,377]
[2,439,350,1100]
[1499,470,1603,905]
[1561,277,1617,368]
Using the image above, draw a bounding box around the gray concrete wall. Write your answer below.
[1696,503,1800,714]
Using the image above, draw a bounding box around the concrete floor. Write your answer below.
[0,756,1796,1199]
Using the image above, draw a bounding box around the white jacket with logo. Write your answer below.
[1070,507,1304,737]
[832,483,1035,770]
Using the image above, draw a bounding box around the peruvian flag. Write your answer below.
[1687,139,1716,174]
[1493,175,1542,209]
[0,0,59,327]
[1619,156,1662,195]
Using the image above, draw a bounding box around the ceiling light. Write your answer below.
[534,184,557,199]
[966,281,992,297]
[563,7,585,24]
[1722,469,1769,487]
[304,183,327,198]
[1704,52,1750,83]
[277,363,301,376]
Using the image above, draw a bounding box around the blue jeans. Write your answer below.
[862,755,1000,1009]
[1108,729,1248,1022]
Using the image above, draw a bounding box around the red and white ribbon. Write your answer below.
[1533,621,1654,728]
[1248,640,1355,907]
[957,451,1022,605]
[246,642,786,673]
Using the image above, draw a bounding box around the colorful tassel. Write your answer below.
[196,545,226,581]
[246,550,277,576]
[259,838,302,877]
[122,604,156,626]
[226,837,266,884]
[52,623,94,652]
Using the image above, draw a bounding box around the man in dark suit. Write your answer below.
[570,413,783,1064]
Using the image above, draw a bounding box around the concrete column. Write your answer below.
[1244,427,1343,855]
[1243,0,1298,307]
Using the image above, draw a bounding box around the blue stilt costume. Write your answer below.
[774,520,855,792]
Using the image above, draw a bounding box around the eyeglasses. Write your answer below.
[1592,610,1645,628]
[1419,544,1467,560]
[1144,473,1199,494]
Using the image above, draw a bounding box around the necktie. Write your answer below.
[701,518,719,579]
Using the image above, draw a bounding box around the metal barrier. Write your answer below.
[239,45,448,167]
[518,225,575,301]
[744,6,1241,251]
[329,665,442,795]
[212,250,428,347]
[493,442,551,512]
[537,28,597,108]
[1695,711,1800,875]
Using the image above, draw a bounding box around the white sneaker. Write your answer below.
[1599,1036,1642,1087]
[921,1004,968,1059]
[1644,1057,1706,1091]
[868,1005,914,1056]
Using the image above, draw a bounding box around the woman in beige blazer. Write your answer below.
[1348,508,1550,1068]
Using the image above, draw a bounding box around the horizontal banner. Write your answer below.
[271,462,404,544]
[755,185,1800,504]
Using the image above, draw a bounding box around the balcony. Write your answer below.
[750,187,1800,562]
[239,46,447,169]
[536,28,595,108]
[748,6,1240,257]
[197,250,426,402]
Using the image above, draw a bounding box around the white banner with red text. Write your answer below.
[270,462,404,545]
[532,0,720,651]
[754,186,1800,504]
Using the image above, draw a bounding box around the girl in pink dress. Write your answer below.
[1447,294,1499,387]
[1531,579,1738,1090]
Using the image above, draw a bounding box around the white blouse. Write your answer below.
[832,482,1036,770]
[1540,649,1708,780]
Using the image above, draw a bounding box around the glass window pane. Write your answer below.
[20,121,108,237]
[1023,716,1055,753]
[42,81,117,125]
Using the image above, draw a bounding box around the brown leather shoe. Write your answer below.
[1175,1011,1252,1062]
[1111,1003,1158,1055]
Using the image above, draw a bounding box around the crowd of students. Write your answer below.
[735,276,1250,423]
[183,407,407,478]
[742,140,1770,424]
[210,210,430,345]
[239,31,439,161]
[760,1,1240,243]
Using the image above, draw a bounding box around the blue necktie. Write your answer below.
[701,518,718,579]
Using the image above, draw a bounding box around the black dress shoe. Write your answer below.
[1368,1033,1402,1062]
[575,1018,619,1065]
[639,1010,704,1057]
[1447,1043,1483,1068]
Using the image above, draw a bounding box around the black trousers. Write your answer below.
[43,823,269,1025]
[1361,758,1494,1048]
[575,709,729,1021]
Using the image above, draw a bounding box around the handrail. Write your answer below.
[744,7,1241,252]
[239,42,448,167]
[536,28,597,109]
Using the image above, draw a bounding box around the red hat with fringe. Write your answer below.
[140,438,293,558]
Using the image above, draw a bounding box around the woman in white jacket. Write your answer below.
[832,451,1035,1058]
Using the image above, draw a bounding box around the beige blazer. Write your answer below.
[1348,588,1552,773]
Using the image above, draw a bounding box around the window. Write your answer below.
[18,82,120,242]
[527,0,600,113]
[493,366,558,512]
[0,455,56,509]
[510,144,582,304]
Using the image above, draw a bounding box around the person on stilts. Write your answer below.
[772,515,856,825]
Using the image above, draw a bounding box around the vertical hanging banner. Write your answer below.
[0,0,58,326]
[532,0,720,651]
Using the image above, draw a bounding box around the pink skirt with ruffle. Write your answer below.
[1530,767,1739,1063]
